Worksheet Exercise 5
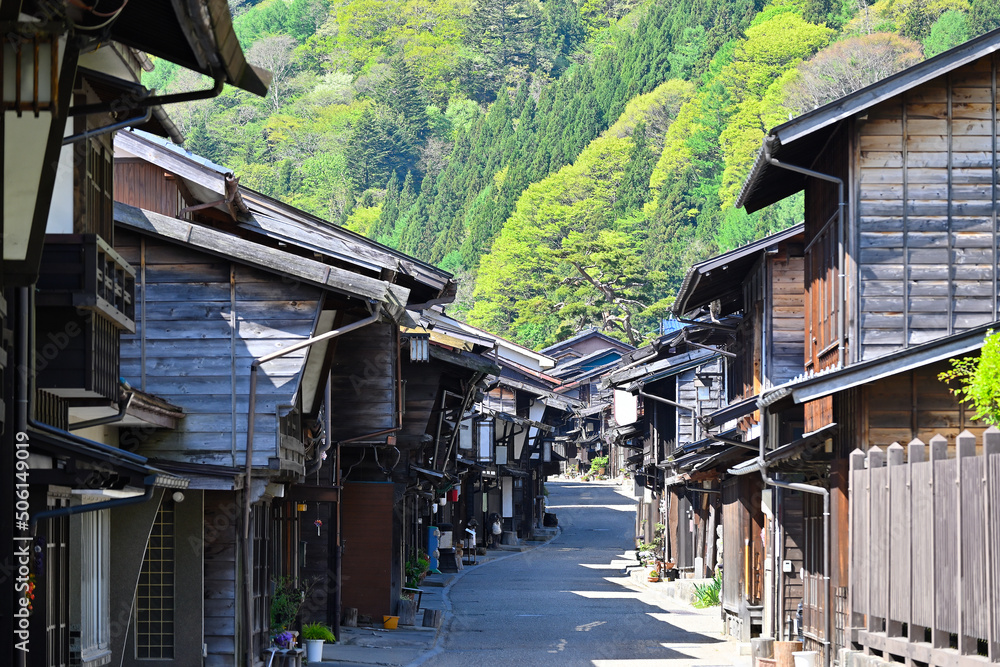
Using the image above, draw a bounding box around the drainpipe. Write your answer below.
[755,403,832,667]
[242,309,381,667]
[763,136,846,368]
[30,482,156,531]
[67,391,134,431]
[62,108,153,145]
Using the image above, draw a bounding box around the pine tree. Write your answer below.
[376,58,430,144]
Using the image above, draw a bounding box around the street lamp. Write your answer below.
[2,23,77,285]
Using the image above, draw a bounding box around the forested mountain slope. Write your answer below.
[154,0,1000,348]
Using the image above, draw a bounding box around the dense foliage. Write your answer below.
[154,0,1000,348]
[939,331,1000,427]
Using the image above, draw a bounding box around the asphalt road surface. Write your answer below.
[417,480,735,667]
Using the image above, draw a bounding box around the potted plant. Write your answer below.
[301,622,335,663]
[647,568,660,583]
[270,577,304,636]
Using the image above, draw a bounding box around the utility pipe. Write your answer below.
[68,77,225,116]
[30,483,156,531]
[759,469,831,667]
[67,391,134,431]
[62,108,152,145]
[638,389,697,414]
[243,309,380,667]
[763,135,846,368]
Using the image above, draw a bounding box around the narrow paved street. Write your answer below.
[418,480,738,667]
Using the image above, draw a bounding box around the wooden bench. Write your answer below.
[264,646,303,667]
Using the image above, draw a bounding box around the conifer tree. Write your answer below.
[465,0,542,96]
[372,170,400,241]
[615,121,655,216]
[376,58,430,144]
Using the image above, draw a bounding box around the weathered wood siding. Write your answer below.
[327,322,397,443]
[805,125,850,371]
[856,55,1000,362]
[676,358,724,445]
[768,248,805,386]
[864,358,989,446]
[116,230,323,467]
[114,158,187,220]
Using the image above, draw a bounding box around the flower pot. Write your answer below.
[383,615,399,629]
[305,639,324,663]
[647,575,660,582]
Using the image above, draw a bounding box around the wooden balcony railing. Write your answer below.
[36,234,136,332]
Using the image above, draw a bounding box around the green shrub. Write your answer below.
[692,569,722,608]
[589,456,609,474]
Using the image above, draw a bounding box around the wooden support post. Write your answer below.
[906,439,926,650]
[342,608,358,628]
[929,435,947,650]
[984,427,1000,663]
[886,443,904,640]
[955,430,975,655]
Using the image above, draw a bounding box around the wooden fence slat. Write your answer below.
[963,454,987,638]
[985,427,1000,662]
[850,450,867,622]
[870,448,888,622]
[888,443,909,630]
[935,456,959,635]
[909,440,934,630]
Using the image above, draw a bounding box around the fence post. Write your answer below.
[929,434,948,649]
[849,449,866,638]
[886,442,904,639]
[867,446,884,635]
[907,438,926,646]
[956,430,976,655]
[984,426,1000,663]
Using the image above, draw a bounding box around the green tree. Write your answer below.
[464,0,542,97]
[375,58,431,144]
[924,10,969,56]
[614,120,655,216]
[939,331,1000,426]
[969,0,1000,34]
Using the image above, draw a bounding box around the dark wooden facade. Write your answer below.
[116,229,324,470]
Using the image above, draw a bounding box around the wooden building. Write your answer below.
[737,28,1000,667]
[605,325,739,585]
[109,130,458,665]
[1,4,267,666]
[671,225,807,641]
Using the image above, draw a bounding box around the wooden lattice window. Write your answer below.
[75,135,114,242]
[136,499,175,659]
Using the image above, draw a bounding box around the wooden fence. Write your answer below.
[850,428,1000,666]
